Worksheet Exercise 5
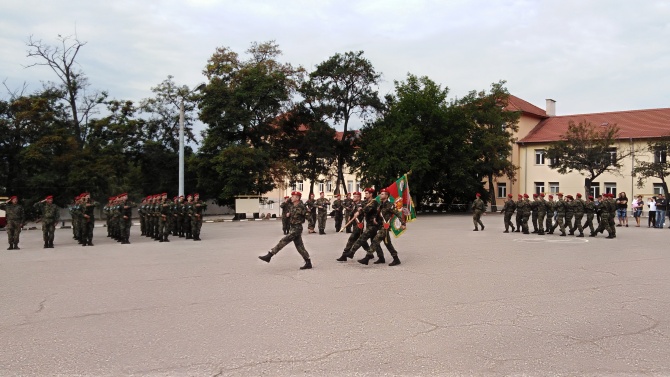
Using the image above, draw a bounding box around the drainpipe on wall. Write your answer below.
[521,142,527,194]
[630,138,634,200]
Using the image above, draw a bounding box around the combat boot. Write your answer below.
[7,244,14,250]
[481,225,485,231]
[373,257,386,264]
[121,238,130,244]
[14,244,20,250]
[503,230,509,233]
[164,235,170,242]
[44,242,49,249]
[336,251,349,262]
[576,232,584,237]
[49,241,54,248]
[300,259,312,270]
[193,236,201,241]
[560,232,566,236]
[538,231,545,235]
[389,256,401,266]
[358,255,373,265]
[258,252,273,263]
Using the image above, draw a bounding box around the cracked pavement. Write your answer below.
[1,215,669,376]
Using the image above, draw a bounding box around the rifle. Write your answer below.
[339,211,361,232]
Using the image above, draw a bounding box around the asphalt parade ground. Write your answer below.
[1,214,669,376]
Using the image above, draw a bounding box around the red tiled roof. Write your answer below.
[506,95,547,118]
[519,108,670,144]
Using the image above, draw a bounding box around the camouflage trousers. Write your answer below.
[531,212,538,232]
[521,213,530,233]
[83,219,94,244]
[564,214,574,233]
[537,212,546,233]
[350,225,381,256]
[120,218,131,240]
[42,221,56,243]
[551,215,566,234]
[572,213,584,234]
[271,224,310,260]
[583,213,596,234]
[503,212,515,231]
[192,216,203,239]
[472,210,484,230]
[281,215,290,234]
[140,216,146,235]
[334,212,343,232]
[367,226,399,258]
[307,213,316,231]
[159,217,169,237]
[344,222,371,255]
[545,212,553,232]
[6,220,22,245]
[595,214,614,235]
[515,212,523,231]
[317,212,327,231]
[344,210,352,233]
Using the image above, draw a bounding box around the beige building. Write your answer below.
[492,96,670,209]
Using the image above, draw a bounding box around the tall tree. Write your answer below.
[196,41,304,204]
[25,34,107,147]
[300,51,382,195]
[633,138,670,194]
[545,121,631,194]
[457,81,520,210]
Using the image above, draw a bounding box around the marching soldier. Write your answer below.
[34,195,60,248]
[594,193,615,238]
[336,191,372,261]
[177,195,186,237]
[104,197,114,237]
[585,195,597,236]
[332,194,343,233]
[530,193,539,233]
[345,188,384,263]
[280,196,291,235]
[159,193,171,242]
[315,192,330,234]
[520,194,531,234]
[138,197,147,236]
[472,193,485,231]
[564,195,575,234]
[258,191,313,270]
[305,193,317,234]
[192,193,207,241]
[1,196,25,250]
[360,188,406,266]
[550,193,567,236]
[536,193,547,235]
[183,194,194,239]
[119,193,135,244]
[514,194,523,232]
[501,193,516,233]
[571,193,586,237]
[343,193,353,233]
[81,193,98,246]
[545,194,555,232]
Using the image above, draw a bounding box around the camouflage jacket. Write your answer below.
[288,201,307,225]
[502,199,516,214]
[1,202,25,223]
[34,202,60,222]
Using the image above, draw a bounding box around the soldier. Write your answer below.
[305,193,317,234]
[343,192,354,233]
[607,193,617,238]
[192,193,207,241]
[138,197,147,236]
[594,193,615,238]
[279,196,291,235]
[345,188,385,263]
[119,193,135,244]
[104,197,113,237]
[177,195,186,237]
[159,193,171,242]
[81,193,98,246]
[1,196,25,250]
[171,196,179,237]
[258,191,312,270]
[34,195,60,248]
[585,195,598,236]
[332,194,343,233]
[183,194,194,239]
[564,195,575,234]
[500,193,516,233]
[530,193,539,233]
[360,187,406,266]
[336,191,372,261]
[315,192,330,235]
[536,193,546,235]
[152,195,162,240]
[550,193,567,236]
[519,193,531,234]
[112,196,123,242]
[571,193,586,237]
[545,194,555,233]
[471,193,485,231]
[514,194,523,232]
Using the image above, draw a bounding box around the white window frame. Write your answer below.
[604,182,616,196]
[549,182,559,194]
[497,183,507,198]
[535,150,545,165]
[534,182,545,194]
[654,183,665,195]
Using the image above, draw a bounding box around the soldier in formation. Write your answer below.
[315,192,330,234]
[343,193,354,233]
[500,193,516,233]
[471,193,485,231]
[34,195,60,248]
[280,196,291,235]
[305,193,317,234]
[332,194,343,233]
[336,191,372,261]
[359,187,406,266]
[342,188,385,264]
[1,196,25,250]
[258,191,312,270]
[191,193,207,241]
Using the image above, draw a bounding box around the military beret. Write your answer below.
[335,194,341,197]
[194,193,200,196]
[540,193,545,197]
[291,191,302,197]
[557,193,564,197]
[161,192,167,196]
[283,196,289,199]
[566,195,573,199]
[507,193,513,198]
[346,192,351,196]
[9,195,17,201]
[475,193,481,197]
[186,194,193,198]
[533,193,538,198]
[45,195,53,200]
[353,191,361,196]
[518,194,523,198]
[364,188,375,194]
[588,195,594,200]
[576,193,582,198]
[548,195,554,199]
[380,188,389,194]
[523,193,529,198]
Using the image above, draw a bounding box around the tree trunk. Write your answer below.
[488,174,497,212]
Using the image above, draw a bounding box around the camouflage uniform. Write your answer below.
[530,196,539,233]
[159,196,172,242]
[564,196,575,235]
[183,197,194,239]
[347,193,383,260]
[332,196,343,232]
[550,196,567,236]
[364,197,406,266]
[595,195,615,238]
[34,199,60,248]
[571,195,586,237]
[81,197,98,246]
[120,197,135,244]
[337,196,371,261]
[585,198,597,236]
[280,198,291,235]
[514,196,524,232]
[545,197,555,232]
[501,195,516,233]
[472,196,485,231]
[315,195,330,234]
[1,199,24,250]
[343,195,354,233]
[192,196,207,241]
[305,196,317,233]
[536,195,546,235]
[519,196,531,234]
[259,197,312,269]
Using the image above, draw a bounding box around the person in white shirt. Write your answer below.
[647,197,657,228]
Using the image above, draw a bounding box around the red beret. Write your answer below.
[291,191,302,197]
[9,195,17,201]
[588,195,594,199]
[548,195,554,199]
[380,188,389,194]
[194,193,200,196]
[507,193,513,198]
[540,193,545,197]
[523,193,529,198]
[45,195,53,200]
[364,188,375,194]
[557,193,564,197]
[566,195,573,199]
[335,194,341,197]
[518,194,523,198]
[162,192,167,196]
[186,194,193,198]
[346,192,351,196]
[532,193,538,198]
[283,196,289,199]
[576,193,582,198]
[353,191,361,196]
[475,193,481,197]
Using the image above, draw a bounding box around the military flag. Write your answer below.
[378,173,417,237]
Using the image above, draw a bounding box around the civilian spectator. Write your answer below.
[655,194,666,228]
[616,192,628,227]
[647,196,657,228]
[632,195,643,227]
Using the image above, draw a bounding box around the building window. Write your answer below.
[356,181,361,192]
[497,183,507,198]
[605,182,616,196]
[297,181,303,191]
[655,148,667,163]
[535,150,545,165]
[549,156,560,168]
[318,182,325,193]
[549,182,559,193]
[590,182,600,198]
[654,183,665,195]
[534,182,545,194]
[326,181,333,192]
[606,147,617,164]
[347,180,354,193]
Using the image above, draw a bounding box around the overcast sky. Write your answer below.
[2,0,669,130]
